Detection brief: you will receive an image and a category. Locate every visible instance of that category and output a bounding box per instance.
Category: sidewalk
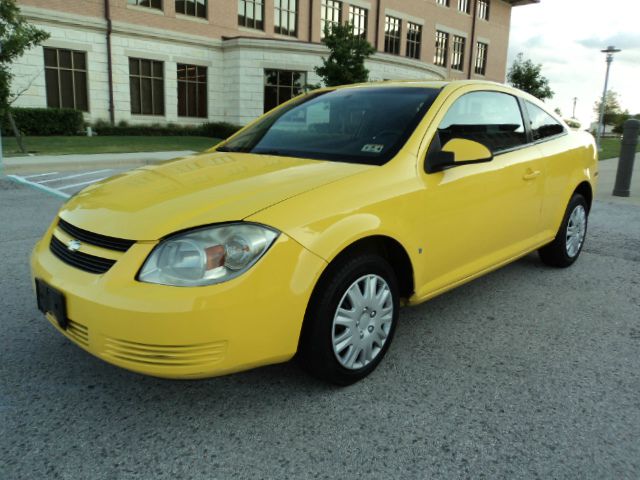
[1,150,196,174]
[596,153,640,206]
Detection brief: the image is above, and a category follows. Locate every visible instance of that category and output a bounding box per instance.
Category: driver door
[415,89,546,297]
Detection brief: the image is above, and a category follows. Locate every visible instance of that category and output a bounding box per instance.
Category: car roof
[331,79,504,91]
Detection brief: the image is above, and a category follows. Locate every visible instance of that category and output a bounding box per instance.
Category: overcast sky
[508,0,640,129]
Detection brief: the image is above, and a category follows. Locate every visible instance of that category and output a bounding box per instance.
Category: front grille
[58,218,135,252]
[103,337,227,368]
[50,236,116,274]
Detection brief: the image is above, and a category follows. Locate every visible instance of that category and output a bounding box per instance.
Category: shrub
[200,122,241,139]
[2,107,84,136]
[92,121,242,139]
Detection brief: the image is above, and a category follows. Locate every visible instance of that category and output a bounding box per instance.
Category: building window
[321,0,341,38]
[177,64,207,118]
[475,42,488,75]
[451,35,465,71]
[406,22,422,59]
[44,47,89,112]
[349,5,367,38]
[477,0,490,20]
[175,0,207,18]
[457,0,470,13]
[434,30,449,67]
[128,0,162,9]
[238,0,264,29]
[129,58,164,116]
[264,69,306,113]
[384,16,401,55]
[274,0,297,36]
[436,0,449,6]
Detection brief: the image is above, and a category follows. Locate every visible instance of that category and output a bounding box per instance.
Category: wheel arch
[321,235,415,300]
[297,234,414,355]
[574,181,593,211]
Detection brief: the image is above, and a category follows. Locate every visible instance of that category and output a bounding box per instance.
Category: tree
[593,90,624,127]
[0,0,49,117]
[314,22,375,87]
[507,53,554,101]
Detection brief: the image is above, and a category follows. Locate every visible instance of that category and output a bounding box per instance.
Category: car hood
[59,151,372,240]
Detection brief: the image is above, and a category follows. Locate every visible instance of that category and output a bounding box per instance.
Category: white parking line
[58,177,108,190]
[22,172,59,179]
[37,169,112,184]
[6,175,71,199]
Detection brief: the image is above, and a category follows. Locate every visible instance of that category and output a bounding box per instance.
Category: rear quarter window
[525,101,566,141]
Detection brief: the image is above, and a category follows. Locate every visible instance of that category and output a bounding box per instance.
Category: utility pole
[596,46,621,149]
[572,97,577,119]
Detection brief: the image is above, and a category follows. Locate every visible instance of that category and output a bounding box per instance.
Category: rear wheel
[538,193,588,268]
[299,254,399,385]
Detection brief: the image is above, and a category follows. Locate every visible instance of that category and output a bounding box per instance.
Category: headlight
[138,223,279,286]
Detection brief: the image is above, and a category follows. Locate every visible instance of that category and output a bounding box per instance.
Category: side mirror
[425,138,493,173]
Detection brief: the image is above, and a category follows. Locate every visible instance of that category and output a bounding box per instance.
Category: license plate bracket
[36,279,68,330]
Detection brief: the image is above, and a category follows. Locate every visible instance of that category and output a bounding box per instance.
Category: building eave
[507,0,540,6]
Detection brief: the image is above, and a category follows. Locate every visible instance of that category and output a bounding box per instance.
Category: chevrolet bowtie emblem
[67,239,82,252]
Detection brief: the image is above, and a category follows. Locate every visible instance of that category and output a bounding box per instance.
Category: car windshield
[217,87,441,165]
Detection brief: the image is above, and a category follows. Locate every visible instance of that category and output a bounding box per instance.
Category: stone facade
[10,0,537,125]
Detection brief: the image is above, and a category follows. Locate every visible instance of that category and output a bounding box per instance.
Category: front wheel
[298,254,399,385]
[538,193,589,268]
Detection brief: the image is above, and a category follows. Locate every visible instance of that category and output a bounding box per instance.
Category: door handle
[523,169,541,181]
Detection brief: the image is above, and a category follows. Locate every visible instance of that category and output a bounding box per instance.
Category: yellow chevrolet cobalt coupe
[32,81,597,384]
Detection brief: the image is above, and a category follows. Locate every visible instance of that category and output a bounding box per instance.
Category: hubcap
[332,274,394,370]
[566,205,587,258]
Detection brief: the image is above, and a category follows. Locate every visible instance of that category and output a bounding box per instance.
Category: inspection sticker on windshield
[361,144,384,153]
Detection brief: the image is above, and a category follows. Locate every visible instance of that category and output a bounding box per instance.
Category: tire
[538,193,589,268]
[298,253,400,385]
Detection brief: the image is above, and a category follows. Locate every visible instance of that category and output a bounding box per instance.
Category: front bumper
[31,222,326,379]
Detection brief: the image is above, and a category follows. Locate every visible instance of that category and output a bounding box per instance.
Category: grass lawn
[599,137,640,160]
[1,135,220,157]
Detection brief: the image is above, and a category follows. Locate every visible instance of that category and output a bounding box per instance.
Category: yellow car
[31,80,598,384]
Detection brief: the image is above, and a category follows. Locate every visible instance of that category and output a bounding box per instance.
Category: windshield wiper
[216,145,248,152]
[252,149,290,157]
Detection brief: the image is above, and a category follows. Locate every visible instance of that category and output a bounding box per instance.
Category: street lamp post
[596,46,621,149]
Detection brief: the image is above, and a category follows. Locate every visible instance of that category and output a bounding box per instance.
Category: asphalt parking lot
[1,171,639,479]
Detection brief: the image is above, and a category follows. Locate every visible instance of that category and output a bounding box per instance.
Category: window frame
[128,0,163,10]
[436,0,450,6]
[425,89,570,172]
[274,0,297,36]
[44,47,90,112]
[428,90,528,163]
[406,22,422,60]
[474,41,488,75]
[129,57,165,116]
[477,0,490,20]
[348,5,368,39]
[451,35,465,71]
[384,15,402,55]
[434,30,449,67]
[457,0,470,14]
[263,68,307,113]
[175,0,207,18]
[238,0,264,29]
[521,98,568,145]
[177,63,207,118]
[320,0,342,38]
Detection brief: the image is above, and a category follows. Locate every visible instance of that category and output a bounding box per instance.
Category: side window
[438,91,526,153]
[525,101,565,141]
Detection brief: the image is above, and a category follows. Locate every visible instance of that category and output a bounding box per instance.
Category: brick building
[10,0,538,126]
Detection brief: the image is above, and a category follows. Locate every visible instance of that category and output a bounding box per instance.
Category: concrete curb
[1,150,197,174]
